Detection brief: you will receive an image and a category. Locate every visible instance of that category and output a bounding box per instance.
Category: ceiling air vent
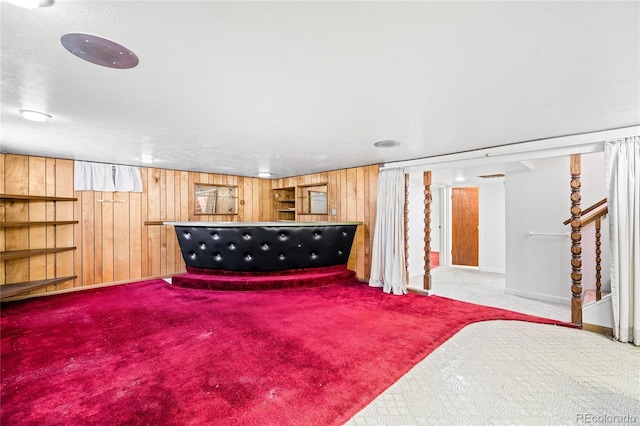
[478,173,505,179]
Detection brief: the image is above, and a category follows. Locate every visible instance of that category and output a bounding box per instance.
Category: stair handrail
[563,197,607,225]
[563,197,608,312]
[581,205,608,227]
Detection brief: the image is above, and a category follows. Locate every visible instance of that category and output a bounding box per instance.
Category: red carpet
[1,278,571,425]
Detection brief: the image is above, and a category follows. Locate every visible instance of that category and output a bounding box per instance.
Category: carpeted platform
[173,264,356,291]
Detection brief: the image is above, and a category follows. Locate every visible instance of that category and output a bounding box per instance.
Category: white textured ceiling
[1,1,638,179]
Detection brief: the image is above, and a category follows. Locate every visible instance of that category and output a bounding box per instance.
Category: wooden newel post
[404,173,409,283]
[595,217,602,301]
[570,154,582,326]
[423,171,432,291]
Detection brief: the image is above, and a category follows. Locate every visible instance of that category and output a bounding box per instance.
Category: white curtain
[114,165,143,192]
[74,161,142,192]
[604,136,639,345]
[369,167,408,295]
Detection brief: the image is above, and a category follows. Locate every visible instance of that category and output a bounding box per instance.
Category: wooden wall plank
[81,191,95,286]
[159,169,168,275]
[0,154,4,284]
[28,157,47,293]
[365,165,379,279]
[141,168,149,278]
[54,159,75,291]
[355,166,365,277]
[4,155,29,285]
[113,192,130,282]
[240,177,250,220]
[147,168,162,276]
[345,168,358,271]
[0,153,4,194]
[165,171,176,273]
[129,191,143,280]
[178,171,189,273]
[49,159,60,287]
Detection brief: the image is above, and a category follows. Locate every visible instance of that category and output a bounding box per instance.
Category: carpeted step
[172,265,357,291]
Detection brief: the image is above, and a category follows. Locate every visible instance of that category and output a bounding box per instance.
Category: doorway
[451,187,479,267]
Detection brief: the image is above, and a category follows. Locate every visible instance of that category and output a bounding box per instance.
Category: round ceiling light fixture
[373,140,402,148]
[19,109,52,122]
[60,33,139,69]
[257,171,272,178]
[6,0,41,9]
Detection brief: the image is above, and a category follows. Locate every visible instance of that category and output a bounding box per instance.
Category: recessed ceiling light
[19,110,52,122]
[6,0,42,9]
[454,176,466,182]
[374,140,401,148]
[140,157,154,164]
[60,33,139,69]
[258,172,272,178]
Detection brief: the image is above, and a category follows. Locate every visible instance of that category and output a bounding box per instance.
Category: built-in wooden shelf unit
[1,194,78,299]
[273,187,296,222]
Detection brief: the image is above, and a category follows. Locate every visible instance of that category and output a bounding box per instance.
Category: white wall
[504,152,608,303]
[479,179,506,273]
[505,156,570,303]
[579,152,610,293]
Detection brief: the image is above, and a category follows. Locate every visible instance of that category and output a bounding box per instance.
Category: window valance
[74,161,143,192]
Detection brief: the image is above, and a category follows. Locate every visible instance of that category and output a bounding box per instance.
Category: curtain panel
[604,136,639,345]
[74,161,143,192]
[369,167,408,295]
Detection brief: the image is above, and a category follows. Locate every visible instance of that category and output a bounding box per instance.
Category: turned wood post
[404,172,409,283]
[595,217,602,301]
[570,154,582,326]
[423,171,432,291]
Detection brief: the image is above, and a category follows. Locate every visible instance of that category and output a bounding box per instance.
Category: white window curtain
[604,136,639,345]
[114,165,143,192]
[369,167,408,295]
[74,161,142,192]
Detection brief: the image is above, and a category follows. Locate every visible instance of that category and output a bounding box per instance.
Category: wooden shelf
[0,247,76,261]
[0,221,78,229]
[0,276,77,299]
[274,187,296,222]
[1,194,77,202]
[1,195,78,298]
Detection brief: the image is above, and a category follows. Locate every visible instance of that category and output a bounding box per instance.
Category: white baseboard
[479,267,506,274]
[407,285,433,296]
[504,287,570,305]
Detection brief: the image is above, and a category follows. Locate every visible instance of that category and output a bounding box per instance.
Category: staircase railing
[563,190,608,325]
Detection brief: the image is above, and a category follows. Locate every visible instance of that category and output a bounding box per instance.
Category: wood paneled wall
[75,168,271,288]
[271,164,379,280]
[0,155,75,293]
[1,153,378,298]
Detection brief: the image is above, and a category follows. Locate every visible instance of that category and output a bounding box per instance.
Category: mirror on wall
[194,184,238,215]
[297,184,328,215]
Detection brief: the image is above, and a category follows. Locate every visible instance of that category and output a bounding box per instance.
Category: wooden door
[451,187,478,266]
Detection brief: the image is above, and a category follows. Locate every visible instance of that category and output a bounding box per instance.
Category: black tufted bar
[165,221,360,272]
